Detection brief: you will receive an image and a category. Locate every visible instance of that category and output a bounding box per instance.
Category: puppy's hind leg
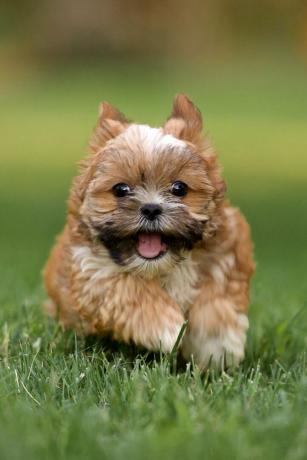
[44,298,58,317]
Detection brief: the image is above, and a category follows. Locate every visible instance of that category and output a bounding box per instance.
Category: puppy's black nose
[141,203,162,221]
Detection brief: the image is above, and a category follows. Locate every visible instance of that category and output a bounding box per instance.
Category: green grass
[1,57,307,460]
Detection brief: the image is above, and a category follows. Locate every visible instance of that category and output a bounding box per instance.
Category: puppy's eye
[112,183,131,197]
[171,181,188,197]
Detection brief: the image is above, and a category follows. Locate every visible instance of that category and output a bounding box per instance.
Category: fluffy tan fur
[44,94,255,369]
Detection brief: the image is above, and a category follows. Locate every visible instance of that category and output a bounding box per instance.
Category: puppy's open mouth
[136,232,168,260]
[97,223,203,266]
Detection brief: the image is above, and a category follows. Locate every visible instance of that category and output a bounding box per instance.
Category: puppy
[44,94,255,369]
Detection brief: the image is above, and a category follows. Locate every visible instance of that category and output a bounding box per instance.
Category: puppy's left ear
[164,94,203,144]
[89,101,130,153]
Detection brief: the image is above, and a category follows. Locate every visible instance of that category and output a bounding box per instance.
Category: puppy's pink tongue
[137,233,166,259]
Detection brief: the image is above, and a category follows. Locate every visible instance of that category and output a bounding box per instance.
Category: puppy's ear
[164,94,203,143]
[89,101,130,153]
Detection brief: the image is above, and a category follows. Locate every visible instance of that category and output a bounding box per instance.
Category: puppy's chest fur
[160,255,199,312]
[72,245,200,312]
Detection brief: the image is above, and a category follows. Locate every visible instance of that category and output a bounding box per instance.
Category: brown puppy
[44,94,255,369]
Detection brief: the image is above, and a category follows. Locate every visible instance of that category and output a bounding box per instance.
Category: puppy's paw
[152,305,186,352]
[158,323,184,353]
[128,307,185,353]
[182,313,248,370]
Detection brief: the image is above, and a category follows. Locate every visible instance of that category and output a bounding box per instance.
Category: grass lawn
[0,56,307,459]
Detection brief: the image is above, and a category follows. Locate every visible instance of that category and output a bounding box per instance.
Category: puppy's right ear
[89,101,130,153]
[164,94,203,144]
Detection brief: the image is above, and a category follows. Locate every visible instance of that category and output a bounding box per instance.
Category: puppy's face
[78,96,224,277]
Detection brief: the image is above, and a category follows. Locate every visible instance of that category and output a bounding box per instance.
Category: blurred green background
[1,0,306,296]
[1,2,307,459]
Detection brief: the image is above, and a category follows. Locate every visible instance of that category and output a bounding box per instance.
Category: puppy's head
[72,95,226,277]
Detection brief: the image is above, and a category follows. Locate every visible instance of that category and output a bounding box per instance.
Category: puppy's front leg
[109,275,185,352]
[95,274,185,352]
[181,277,250,370]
